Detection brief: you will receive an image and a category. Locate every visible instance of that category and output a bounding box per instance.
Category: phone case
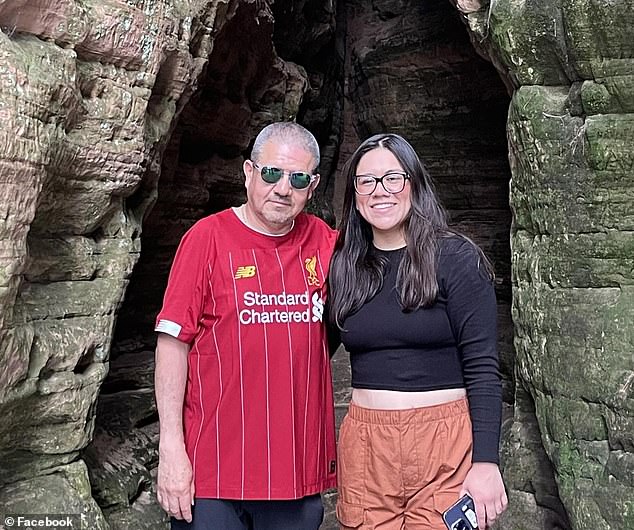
[441,494,479,530]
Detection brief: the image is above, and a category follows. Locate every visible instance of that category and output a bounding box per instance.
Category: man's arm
[155,333,194,522]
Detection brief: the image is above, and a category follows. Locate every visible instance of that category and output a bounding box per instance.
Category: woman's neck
[372,232,406,251]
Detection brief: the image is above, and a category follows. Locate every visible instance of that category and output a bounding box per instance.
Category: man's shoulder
[295,213,337,250]
[297,212,337,236]
[186,209,234,236]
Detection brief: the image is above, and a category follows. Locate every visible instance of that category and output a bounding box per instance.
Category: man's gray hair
[251,122,320,172]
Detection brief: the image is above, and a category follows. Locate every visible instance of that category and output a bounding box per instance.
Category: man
[154,122,337,530]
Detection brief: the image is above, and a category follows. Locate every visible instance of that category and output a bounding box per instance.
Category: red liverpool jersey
[155,208,337,500]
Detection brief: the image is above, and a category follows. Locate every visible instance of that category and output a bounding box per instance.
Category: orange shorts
[336,398,472,530]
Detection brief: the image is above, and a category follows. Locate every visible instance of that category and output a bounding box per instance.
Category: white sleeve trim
[155,319,182,338]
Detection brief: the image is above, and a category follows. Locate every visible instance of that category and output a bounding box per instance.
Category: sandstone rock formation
[453,1,634,529]
[0,0,632,529]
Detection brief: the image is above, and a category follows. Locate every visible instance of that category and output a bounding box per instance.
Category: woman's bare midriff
[352,387,467,409]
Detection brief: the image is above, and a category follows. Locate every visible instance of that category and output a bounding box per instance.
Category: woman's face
[354,147,412,249]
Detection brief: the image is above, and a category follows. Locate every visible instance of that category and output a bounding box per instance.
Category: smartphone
[442,494,479,530]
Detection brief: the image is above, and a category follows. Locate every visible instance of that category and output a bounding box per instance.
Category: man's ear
[307,173,320,200]
[243,159,254,189]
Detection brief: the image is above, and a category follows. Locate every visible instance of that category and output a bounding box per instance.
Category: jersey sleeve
[155,221,212,344]
[441,239,502,464]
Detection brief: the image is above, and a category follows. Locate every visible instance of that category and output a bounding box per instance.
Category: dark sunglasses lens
[290,172,312,189]
[260,166,283,183]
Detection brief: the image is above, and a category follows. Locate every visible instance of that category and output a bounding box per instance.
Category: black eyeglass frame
[252,162,317,190]
[353,171,410,196]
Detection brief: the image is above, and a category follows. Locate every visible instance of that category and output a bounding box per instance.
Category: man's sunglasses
[252,162,316,190]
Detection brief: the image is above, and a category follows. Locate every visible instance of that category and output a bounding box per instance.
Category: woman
[328,134,507,529]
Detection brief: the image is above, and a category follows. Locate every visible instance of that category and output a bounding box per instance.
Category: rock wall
[454,1,634,529]
[0,0,204,523]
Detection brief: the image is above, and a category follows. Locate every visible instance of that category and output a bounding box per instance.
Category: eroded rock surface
[455,1,634,528]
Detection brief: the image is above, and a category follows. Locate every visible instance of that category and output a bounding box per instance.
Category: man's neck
[234,204,295,236]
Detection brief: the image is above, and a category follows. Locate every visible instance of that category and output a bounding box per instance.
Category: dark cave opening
[91,0,516,524]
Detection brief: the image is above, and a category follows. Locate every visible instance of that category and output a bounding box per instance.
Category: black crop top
[341,237,502,463]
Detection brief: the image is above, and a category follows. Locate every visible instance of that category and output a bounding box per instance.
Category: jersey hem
[192,477,337,500]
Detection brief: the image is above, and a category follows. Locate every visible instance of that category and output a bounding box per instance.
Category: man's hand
[157,442,195,522]
[460,462,507,528]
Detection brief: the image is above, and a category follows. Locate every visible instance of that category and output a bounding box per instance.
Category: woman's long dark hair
[328,133,493,329]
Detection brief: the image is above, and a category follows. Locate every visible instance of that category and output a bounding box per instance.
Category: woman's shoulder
[437,234,491,280]
[437,234,475,257]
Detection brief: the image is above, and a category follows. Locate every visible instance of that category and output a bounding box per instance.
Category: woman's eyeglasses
[253,163,316,190]
[354,171,410,195]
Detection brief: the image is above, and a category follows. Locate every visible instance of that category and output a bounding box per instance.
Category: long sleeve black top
[340,237,502,463]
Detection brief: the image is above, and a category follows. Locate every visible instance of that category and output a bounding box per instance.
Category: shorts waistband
[347,397,469,425]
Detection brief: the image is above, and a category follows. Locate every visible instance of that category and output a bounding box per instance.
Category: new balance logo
[235,265,256,279]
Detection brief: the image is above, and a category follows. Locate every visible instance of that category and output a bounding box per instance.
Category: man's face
[243,140,319,234]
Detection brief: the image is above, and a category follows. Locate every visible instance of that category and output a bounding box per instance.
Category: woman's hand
[460,462,507,528]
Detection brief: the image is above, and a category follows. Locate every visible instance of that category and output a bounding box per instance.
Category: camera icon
[463,506,478,528]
